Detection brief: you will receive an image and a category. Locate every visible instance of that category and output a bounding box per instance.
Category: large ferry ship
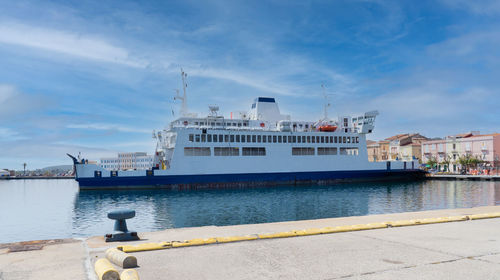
[70,71,424,189]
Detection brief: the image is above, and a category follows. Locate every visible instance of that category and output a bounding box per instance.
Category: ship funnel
[248,97,290,123]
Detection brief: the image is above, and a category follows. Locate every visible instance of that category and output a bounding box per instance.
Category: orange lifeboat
[319,125,337,132]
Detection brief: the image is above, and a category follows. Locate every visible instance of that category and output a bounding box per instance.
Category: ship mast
[174,68,189,117]
[322,84,331,121]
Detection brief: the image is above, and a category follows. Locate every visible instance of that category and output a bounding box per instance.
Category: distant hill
[41,165,73,172]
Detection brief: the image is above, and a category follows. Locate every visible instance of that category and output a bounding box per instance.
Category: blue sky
[1,0,500,169]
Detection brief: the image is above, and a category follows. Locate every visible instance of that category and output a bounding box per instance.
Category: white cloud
[440,0,500,15]
[0,22,147,68]
[427,30,500,59]
[189,67,302,97]
[0,127,27,141]
[0,84,49,119]
[67,123,152,134]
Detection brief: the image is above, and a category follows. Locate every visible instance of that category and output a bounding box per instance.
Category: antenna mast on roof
[174,68,188,117]
[322,84,331,121]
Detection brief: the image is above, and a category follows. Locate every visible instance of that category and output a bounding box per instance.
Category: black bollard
[105,209,140,242]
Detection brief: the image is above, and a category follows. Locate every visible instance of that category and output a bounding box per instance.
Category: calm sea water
[0,179,499,243]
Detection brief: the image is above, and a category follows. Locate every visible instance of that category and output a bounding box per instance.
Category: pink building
[422,132,500,173]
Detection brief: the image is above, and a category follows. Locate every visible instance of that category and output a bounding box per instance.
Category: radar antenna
[208,105,219,117]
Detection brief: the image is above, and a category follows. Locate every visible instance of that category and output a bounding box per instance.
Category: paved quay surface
[1,205,500,280]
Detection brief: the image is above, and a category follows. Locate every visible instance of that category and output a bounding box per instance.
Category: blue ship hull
[77,169,426,190]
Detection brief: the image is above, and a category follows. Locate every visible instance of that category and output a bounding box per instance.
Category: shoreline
[0,176,74,180]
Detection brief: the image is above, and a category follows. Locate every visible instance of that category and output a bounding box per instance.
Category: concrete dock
[2,206,500,280]
[429,174,500,181]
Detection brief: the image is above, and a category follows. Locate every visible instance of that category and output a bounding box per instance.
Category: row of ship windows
[184,147,359,156]
[100,164,151,168]
[192,121,317,130]
[102,159,152,163]
[188,134,360,144]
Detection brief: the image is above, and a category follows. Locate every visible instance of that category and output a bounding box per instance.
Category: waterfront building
[367,140,379,162]
[399,143,423,162]
[368,134,426,162]
[421,132,500,173]
[100,152,153,171]
[386,133,428,161]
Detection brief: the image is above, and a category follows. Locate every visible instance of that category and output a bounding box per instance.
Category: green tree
[457,155,470,173]
[426,156,438,170]
[441,155,451,172]
[457,154,483,174]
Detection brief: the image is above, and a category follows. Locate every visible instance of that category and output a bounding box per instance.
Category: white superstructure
[150,96,383,176]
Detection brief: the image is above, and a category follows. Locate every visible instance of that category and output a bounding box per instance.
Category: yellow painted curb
[94,258,120,280]
[172,238,217,248]
[388,219,418,227]
[215,235,258,243]
[388,216,468,227]
[258,231,297,239]
[118,241,171,253]
[293,228,322,236]
[116,212,500,253]
[121,269,140,280]
[468,212,500,220]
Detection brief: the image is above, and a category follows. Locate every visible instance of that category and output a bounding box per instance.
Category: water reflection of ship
[71,181,500,237]
[73,185,373,231]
